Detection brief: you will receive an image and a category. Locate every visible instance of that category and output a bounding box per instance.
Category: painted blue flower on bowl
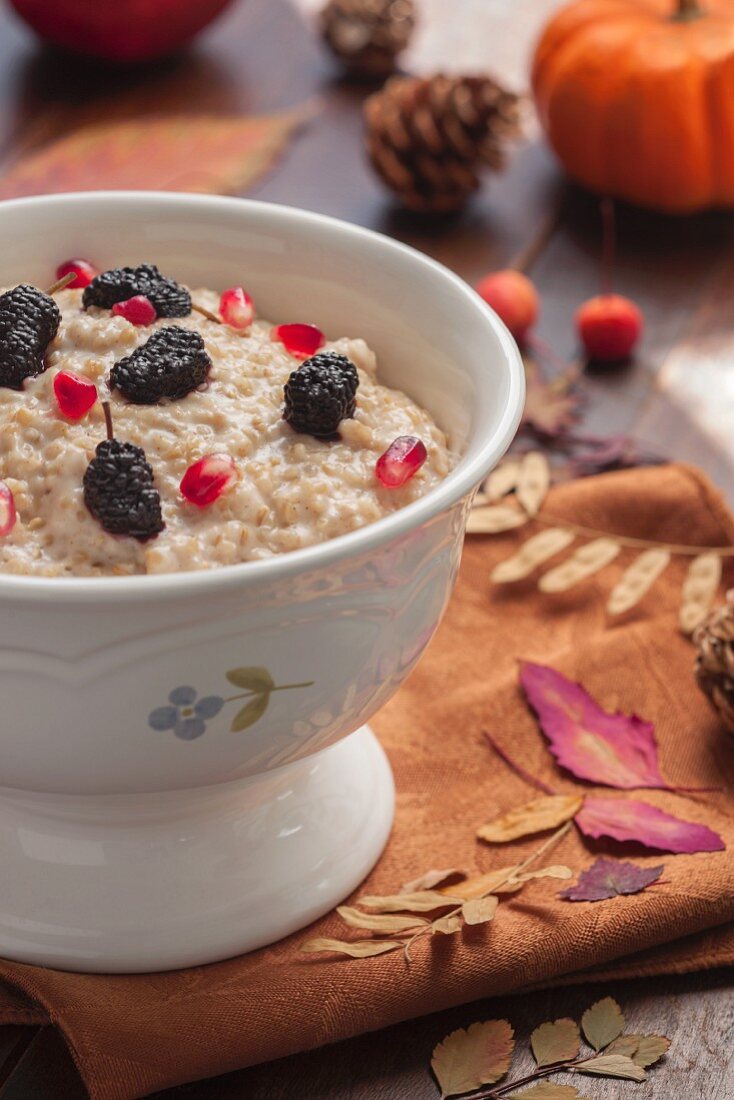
[148,686,225,741]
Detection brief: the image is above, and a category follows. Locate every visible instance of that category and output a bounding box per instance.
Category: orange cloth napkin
[0,463,732,1100]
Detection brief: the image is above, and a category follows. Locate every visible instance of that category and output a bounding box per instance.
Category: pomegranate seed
[0,481,16,537]
[180,453,237,507]
[219,286,255,329]
[55,258,98,289]
[111,295,157,326]
[272,323,325,360]
[53,370,98,420]
[376,436,427,488]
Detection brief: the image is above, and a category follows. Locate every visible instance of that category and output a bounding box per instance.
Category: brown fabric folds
[0,463,732,1099]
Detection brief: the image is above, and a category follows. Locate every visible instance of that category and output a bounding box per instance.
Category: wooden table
[0,0,731,1095]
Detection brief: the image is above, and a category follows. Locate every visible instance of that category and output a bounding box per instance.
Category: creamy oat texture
[0,287,455,576]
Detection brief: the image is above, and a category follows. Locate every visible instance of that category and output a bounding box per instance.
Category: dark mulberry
[110,327,211,405]
[83,263,191,318]
[0,285,61,390]
[283,351,359,437]
[84,438,165,541]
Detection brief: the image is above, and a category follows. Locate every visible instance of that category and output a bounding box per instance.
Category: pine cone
[694,590,734,733]
[364,74,521,213]
[320,0,415,79]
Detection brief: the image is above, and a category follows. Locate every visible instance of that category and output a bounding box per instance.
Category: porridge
[0,262,455,577]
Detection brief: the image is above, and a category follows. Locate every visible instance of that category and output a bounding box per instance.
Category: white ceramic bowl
[0,193,523,972]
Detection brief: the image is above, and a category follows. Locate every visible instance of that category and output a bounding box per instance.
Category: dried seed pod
[516,450,550,516]
[483,458,520,502]
[607,548,670,615]
[491,527,575,583]
[694,589,734,733]
[539,537,621,593]
[461,895,498,926]
[680,552,722,635]
[466,504,528,534]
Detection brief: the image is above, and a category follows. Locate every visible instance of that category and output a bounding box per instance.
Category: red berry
[476,269,539,343]
[376,436,427,488]
[53,370,98,420]
[0,481,16,537]
[576,294,643,362]
[55,258,98,289]
[272,323,325,360]
[180,453,237,507]
[219,286,254,329]
[111,295,157,326]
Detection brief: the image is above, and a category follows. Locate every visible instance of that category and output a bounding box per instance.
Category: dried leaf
[575,1054,646,1081]
[491,528,575,583]
[431,1020,514,1098]
[226,666,275,691]
[440,868,522,900]
[517,451,550,517]
[604,1035,639,1058]
[581,997,625,1050]
[432,913,463,935]
[538,538,621,593]
[512,864,573,883]
[336,906,427,933]
[507,1086,584,1100]
[530,1018,580,1066]
[461,895,499,926]
[561,858,664,902]
[575,796,726,854]
[400,869,466,893]
[680,552,722,634]
[477,795,583,843]
[519,662,668,789]
[0,110,311,199]
[230,691,270,732]
[607,549,670,615]
[467,505,529,535]
[522,356,582,439]
[358,891,461,913]
[484,459,521,502]
[300,937,403,958]
[606,1034,670,1067]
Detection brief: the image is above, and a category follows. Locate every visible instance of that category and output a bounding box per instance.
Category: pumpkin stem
[675,0,703,20]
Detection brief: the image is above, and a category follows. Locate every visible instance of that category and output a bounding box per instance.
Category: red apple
[9,0,236,63]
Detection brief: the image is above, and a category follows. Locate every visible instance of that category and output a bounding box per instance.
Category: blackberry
[110,327,211,405]
[0,285,61,390]
[84,438,165,541]
[83,263,191,318]
[283,352,359,437]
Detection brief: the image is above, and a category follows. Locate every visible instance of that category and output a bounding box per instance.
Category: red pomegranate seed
[272,323,325,360]
[219,286,255,329]
[376,436,427,488]
[55,258,98,289]
[180,453,237,507]
[53,370,98,420]
[0,480,16,537]
[111,295,157,326]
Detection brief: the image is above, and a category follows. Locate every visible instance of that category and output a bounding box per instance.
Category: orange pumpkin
[532,0,734,212]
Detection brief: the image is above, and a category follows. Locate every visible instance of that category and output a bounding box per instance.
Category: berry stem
[600,197,615,296]
[192,302,223,324]
[508,198,564,274]
[102,401,114,441]
[46,272,77,295]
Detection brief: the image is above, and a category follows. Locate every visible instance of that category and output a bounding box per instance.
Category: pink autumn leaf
[520,662,668,790]
[575,797,726,854]
[561,857,664,902]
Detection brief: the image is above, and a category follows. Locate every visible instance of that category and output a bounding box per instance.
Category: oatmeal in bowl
[0,262,455,577]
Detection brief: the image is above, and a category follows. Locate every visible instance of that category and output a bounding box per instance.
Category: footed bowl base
[0,725,395,973]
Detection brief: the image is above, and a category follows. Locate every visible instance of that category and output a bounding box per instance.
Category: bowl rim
[0,191,524,603]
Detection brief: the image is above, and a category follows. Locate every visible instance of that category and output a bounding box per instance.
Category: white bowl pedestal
[0,726,394,973]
